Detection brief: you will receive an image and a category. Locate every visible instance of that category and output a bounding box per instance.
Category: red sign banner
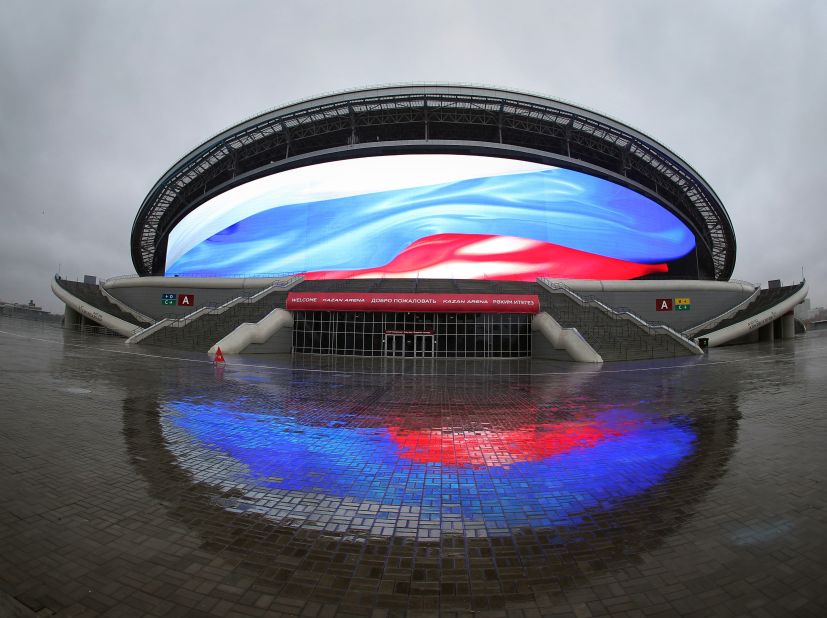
[286,292,540,314]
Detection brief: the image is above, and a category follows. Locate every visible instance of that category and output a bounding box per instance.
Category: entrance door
[414,334,435,357]
[385,334,405,357]
[385,333,434,357]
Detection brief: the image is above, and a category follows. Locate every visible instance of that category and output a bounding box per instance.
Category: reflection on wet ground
[160,376,696,539]
[1,317,826,616]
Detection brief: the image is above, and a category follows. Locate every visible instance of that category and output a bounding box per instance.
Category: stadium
[52,84,808,362]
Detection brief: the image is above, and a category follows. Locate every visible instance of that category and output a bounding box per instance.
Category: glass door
[385,334,406,357]
[414,334,435,357]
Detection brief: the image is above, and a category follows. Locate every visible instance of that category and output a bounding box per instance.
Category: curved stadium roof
[131,84,735,279]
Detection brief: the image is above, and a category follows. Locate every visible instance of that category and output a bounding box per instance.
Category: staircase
[131,280,299,351]
[692,282,805,338]
[55,278,152,328]
[536,280,701,361]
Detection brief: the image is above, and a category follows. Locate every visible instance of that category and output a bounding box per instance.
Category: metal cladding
[131,84,736,279]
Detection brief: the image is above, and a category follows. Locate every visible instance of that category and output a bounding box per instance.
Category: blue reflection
[163,400,695,533]
[166,167,695,277]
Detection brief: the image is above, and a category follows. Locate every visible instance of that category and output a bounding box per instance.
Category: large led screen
[165,154,696,280]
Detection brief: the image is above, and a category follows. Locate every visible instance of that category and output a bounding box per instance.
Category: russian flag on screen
[165,155,695,280]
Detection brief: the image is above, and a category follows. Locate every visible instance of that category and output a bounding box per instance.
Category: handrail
[684,284,761,337]
[728,278,759,288]
[125,276,302,344]
[65,322,121,337]
[125,318,172,344]
[162,271,302,279]
[701,280,809,347]
[53,275,144,338]
[164,275,302,326]
[102,274,142,283]
[97,282,155,325]
[537,278,703,355]
[104,271,304,282]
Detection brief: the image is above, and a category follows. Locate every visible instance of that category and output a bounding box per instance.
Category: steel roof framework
[131,86,735,279]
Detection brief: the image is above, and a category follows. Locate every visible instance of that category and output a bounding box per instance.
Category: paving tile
[1,319,827,615]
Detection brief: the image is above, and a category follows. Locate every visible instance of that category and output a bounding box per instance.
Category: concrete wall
[51,277,138,336]
[105,285,248,320]
[104,276,755,335]
[587,288,753,331]
[545,280,756,332]
[103,277,294,321]
[64,304,82,329]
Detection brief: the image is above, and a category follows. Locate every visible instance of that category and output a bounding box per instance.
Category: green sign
[674,296,691,311]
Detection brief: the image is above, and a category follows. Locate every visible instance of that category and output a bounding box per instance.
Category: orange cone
[214,347,225,364]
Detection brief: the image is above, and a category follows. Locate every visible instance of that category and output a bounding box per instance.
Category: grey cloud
[1,0,825,313]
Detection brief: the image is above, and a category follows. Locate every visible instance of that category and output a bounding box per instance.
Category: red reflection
[304,233,668,281]
[387,421,625,467]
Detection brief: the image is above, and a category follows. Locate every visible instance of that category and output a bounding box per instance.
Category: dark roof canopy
[131,84,735,279]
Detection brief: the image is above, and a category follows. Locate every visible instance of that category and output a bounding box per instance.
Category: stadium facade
[53,85,808,362]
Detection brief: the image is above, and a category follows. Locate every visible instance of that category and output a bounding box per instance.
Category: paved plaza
[0,317,825,616]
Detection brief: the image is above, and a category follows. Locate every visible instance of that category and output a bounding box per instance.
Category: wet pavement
[1,316,826,617]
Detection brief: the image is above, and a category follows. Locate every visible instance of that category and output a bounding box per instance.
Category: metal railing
[127,277,301,344]
[102,272,305,282]
[63,322,121,337]
[537,279,702,354]
[161,271,302,280]
[97,283,155,325]
[689,279,806,338]
[684,285,761,337]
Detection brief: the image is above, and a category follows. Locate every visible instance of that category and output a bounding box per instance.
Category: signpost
[162,293,196,306]
[656,297,691,312]
[675,297,692,311]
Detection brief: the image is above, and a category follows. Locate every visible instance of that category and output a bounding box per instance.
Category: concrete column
[63,304,81,330]
[758,322,774,342]
[781,312,795,339]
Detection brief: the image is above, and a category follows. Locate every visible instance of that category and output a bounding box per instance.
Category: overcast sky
[1,0,825,313]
